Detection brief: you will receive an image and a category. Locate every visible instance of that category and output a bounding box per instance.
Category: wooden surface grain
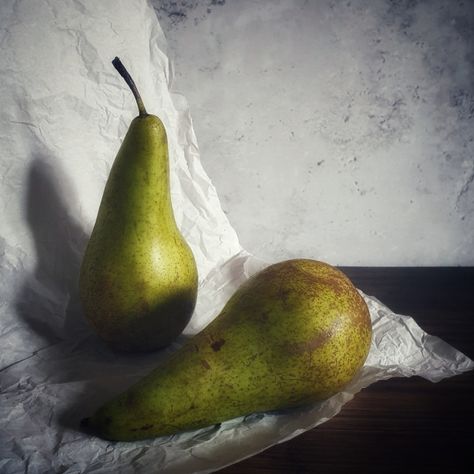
[220,267,474,474]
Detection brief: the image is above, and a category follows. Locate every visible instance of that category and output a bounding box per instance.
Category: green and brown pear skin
[79,58,198,352]
[83,259,372,440]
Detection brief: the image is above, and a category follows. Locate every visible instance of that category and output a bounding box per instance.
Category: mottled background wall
[153,0,474,265]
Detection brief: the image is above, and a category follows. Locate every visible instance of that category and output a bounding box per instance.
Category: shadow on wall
[15,155,92,347]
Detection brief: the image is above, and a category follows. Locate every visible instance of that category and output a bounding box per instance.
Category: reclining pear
[82,259,372,440]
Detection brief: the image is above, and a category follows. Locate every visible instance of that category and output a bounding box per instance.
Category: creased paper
[0,1,472,473]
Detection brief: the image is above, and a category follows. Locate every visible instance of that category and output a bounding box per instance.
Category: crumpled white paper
[0,1,472,473]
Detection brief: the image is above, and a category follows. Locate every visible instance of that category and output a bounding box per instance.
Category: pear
[79,58,198,352]
[82,259,372,440]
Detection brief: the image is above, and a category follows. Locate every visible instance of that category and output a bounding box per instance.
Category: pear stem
[112,57,148,117]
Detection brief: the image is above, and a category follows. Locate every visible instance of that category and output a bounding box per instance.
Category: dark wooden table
[221,268,474,474]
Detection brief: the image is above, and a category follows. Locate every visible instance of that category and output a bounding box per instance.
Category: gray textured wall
[154,0,474,265]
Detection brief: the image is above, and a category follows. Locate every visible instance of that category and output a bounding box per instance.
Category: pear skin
[79,58,198,352]
[83,259,372,440]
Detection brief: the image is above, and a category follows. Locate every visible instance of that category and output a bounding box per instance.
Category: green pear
[79,58,198,352]
[82,259,372,440]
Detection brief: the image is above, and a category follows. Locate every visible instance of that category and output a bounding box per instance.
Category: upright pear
[79,58,198,352]
[82,259,372,440]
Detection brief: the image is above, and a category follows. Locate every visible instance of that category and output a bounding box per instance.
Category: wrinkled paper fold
[0,1,472,473]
